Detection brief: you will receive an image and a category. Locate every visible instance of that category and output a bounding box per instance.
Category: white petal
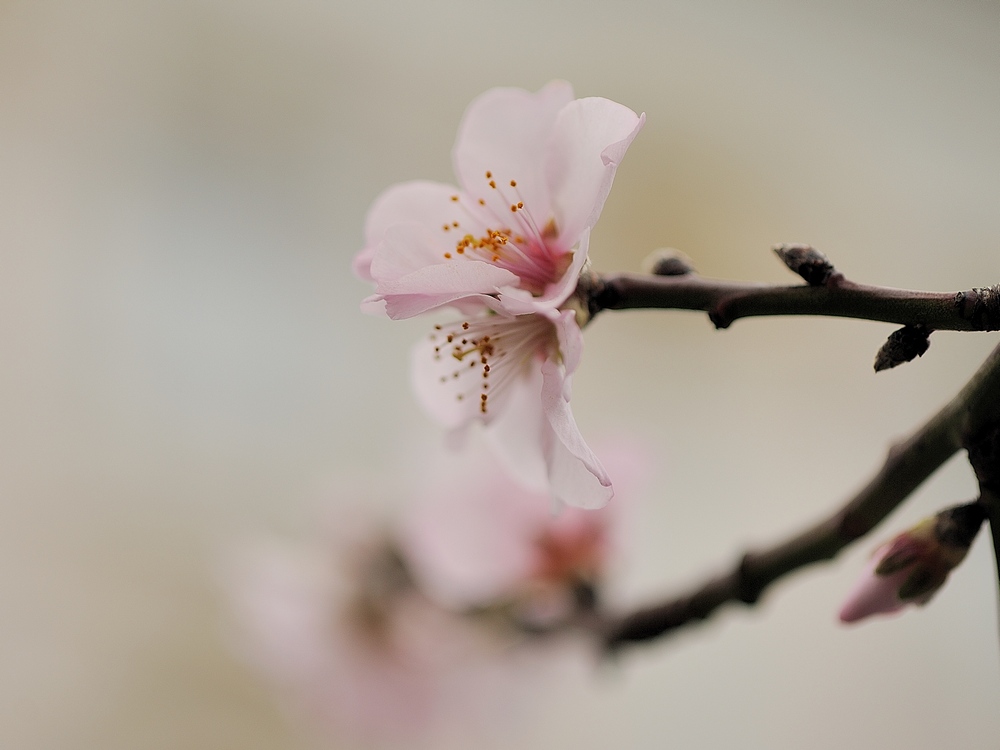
[372,223,520,319]
[356,181,466,281]
[364,181,465,248]
[352,244,377,282]
[484,356,613,509]
[401,443,549,609]
[539,360,613,509]
[545,98,645,247]
[411,315,555,429]
[452,82,574,232]
[359,293,387,316]
[551,307,584,377]
[484,364,549,494]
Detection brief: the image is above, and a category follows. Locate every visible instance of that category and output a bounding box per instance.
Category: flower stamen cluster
[427,316,555,417]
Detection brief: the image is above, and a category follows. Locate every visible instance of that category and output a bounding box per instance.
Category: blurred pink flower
[401,439,646,623]
[356,82,644,509]
[222,526,544,749]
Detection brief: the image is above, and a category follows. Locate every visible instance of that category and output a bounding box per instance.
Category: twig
[582,268,1000,332]
[966,424,1000,647]
[602,340,1000,649]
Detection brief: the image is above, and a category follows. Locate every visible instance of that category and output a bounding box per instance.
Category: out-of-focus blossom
[355,82,644,509]
[838,503,985,624]
[222,522,549,749]
[401,439,646,627]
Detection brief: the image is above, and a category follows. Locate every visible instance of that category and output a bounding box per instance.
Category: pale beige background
[2,0,999,748]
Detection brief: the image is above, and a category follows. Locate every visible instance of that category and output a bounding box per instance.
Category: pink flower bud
[838,503,984,624]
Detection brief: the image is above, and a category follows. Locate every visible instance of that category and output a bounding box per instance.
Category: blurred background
[2,0,999,747]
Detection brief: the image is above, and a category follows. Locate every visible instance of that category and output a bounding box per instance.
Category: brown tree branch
[602,340,1000,650]
[582,262,1000,332]
[965,424,1000,643]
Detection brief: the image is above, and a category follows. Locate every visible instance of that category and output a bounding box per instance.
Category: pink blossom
[357,81,644,318]
[400,439,646,621]
[357,82,644,509]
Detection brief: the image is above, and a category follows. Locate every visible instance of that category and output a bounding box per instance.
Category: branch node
[735,553,760,604]
[966,424,1000,498]
[574,268,606,324]
[933,502,987,550]
[643,248,695,276]
[707,308,731,330]
[773,244,836,286]
[873,324,932,372]
[955,285,1000,331]
[835,507,871,543]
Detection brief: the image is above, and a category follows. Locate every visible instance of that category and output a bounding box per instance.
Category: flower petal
[545,98,645,247]
[359,293,387,316]
[539,359,613,509]
[483,364,550,494]
[372,223,519,319]
[551,308,584,376]
[838,551,910,623]
[452,81,574,231]
[358,181,466,277]
[411,315,554,428]
[401,444,546,608]
[352,244,378,282]
[480,336,607,508]
[402,436,644,610]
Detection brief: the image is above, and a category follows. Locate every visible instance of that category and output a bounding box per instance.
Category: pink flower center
[439,171,572,296]
[532,522,606,583]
